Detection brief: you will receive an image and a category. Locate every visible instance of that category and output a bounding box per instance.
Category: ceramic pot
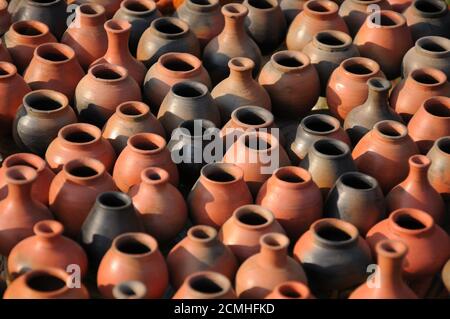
[113,281,147,299]
[280,0,307,25]
[266,281,314,299]
[0,0,10,36]
[69,0,122,18]
[13,89,77,157]
[427,137,450,204]
[173,271,237,299]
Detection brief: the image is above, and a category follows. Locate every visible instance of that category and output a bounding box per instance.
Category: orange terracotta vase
[172,271,237,299]
[266,281,315,299]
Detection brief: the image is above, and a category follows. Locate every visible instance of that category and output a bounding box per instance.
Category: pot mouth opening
[342,58,378,76]
[340,173,376,190]
[233,106,273,127]
[312,219,358,245]
[222,3,248,17]
[302,114,338,134]
[90,64,127,81]
[377,239,407,258]
[316,225,352,241]
[68,165,100,178]
[5,166,37,184]
[275,167,310,184]
[3,153,44,172]
[277,283,309,299]
[229,57,255,72]
[34,220,64,238]
[98,192,132,209]
[374,121,407,139]
[29,0,60,5]
[188,274,227,295]
[368,77,391,91]
[436,137,450,154]
[315,31,350,47]
[390,209,434,234]
[62,127,98,144]
[248,0,277,10]
[118,101,149,117]
[141,167,169,184]
[24,90,66,112]
[423,97,450,118]
[189,0,217,6]
[162,57,196,72]
[409,154,430,168]
[411,69,446,86]
[114,281,147,299]
[244,134,272,151]
[306,0,337,14]
[172,81,207,98]
[105,19,131,33]
[261,233,289,250]
[414,0,446,15]
[188,225,217,242]
[36,44,74,62]
[79,3,105,15]
[12,20,47,36]
[26,273,67,293]
[0,62,16,78]
[129,133,165,152]
[273,51,307,69]
[417,37,449,53]
[235,205,272,228]
[313,139,348,157]
[369,10,404,27]
[393,213,427,230]
[202,163,241,183]
[153,17,187,35]
[123,0,156,13]
[116,237,153,255]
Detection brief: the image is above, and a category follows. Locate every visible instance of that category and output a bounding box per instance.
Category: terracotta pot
[443,259,450,295]
[212,57,271,124]
[354,10,413,79]
[427,137,450,203]
[402,36,450,79]
[390,67,450,123]
[0,152,54,205]
[45,123,116,173]
[102,101,166,155]
[256,166,323,240]
[266,281,314,299]
[300,138,357,197]
[97,232,168,299]
[129,167,187,243]
[386,0,411,12]
[344,77,403,145]
[173,271,237,299]
[290,114,351,164]
[203,3,262,85]
[49,158,117,238]
[259,50,320,119]
[327,57,385,121]
[407,96,450,154]
[403,0,449,41]
[61,3,108,71]
[143,52,211,114]
[70,0,122,18]
[303,30,360,96]
[3,268,89,299]
[324,172,386,235]
[0,38,12,63]
[352,120,419,193]
[113,281,147,299]
[8,220,88,279]
[236,233,307,298]
[188,163,253,229]
[157,80,221,135]
[174,0,224,49]
[366,208,450,280]
[0,166,53,256]
[11,0,68,39]
[294,218,372,296]
[286,0,349,51]
[280,0,308,25]
[23,43,85,101]
[349,240,418,299]
[3,20,55,74]
[91,19,146,85]
[113,0,161,56]
[113,133,179,191]
[13,89,77,157]
[0,0,10,36]
[137,17,200,68]
[81,192,144,266]
[0,61,30,135]
[219,204,286,263]
[167,225,238,289]
[222,130,291,196]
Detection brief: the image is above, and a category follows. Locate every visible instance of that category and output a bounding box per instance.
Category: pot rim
[270,50,311,73]
[313,30,353,51]
[420,96,450,120]
[301,114,340,136]
[157,52,203,78]
[0,61,17,80]
[246,0,280,11]
[33,220,64,239]
[232,204,275,230]
[116,101,150,121]
[3,153,46,174]
[340,57,381,79]
[34,43,76,65]
[373,120,408,142]
[183,271,232,298]
[62,157,106,183]
[127,132,166,154]
[366,10,406,29]
[88,63,129,83]
[310,138,351,159]
[10,20,50,39]
[272,281,312,299]
[112,232,159,258]
[22,89,69,115]
[119,0,158,16]
[409,67,447,88]
[58,123,101,147]
[187,225,218,244]
[230,105,274,130]
[388,208,434,236]
[140,167,169,185]
[4,165,38,186]
[272,166,313,189]
[200,162,244,185]
[151,17,190,38]
[310,218,359,248]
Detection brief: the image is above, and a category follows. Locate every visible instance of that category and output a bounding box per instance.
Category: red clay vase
[45,123,116,173]
[427,137,450,204]
[49,158,117,238]
[256,166,323,240]
[219,205,286,263]
[258,50,320,119]
[7,220,88,279]
[352,120,419,193]
[97,232,169,299]
[266,281,315,299]
[236,233,307,299]
[113,281,147,299]
[113,133,179,192]
[173,271,237,299]
[0,166,53,256]
[167,225,238,289]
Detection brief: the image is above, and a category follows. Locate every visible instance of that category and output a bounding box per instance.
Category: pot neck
[258,234,289,268]
[364,78,391,111]
[377,241,407,288]
[104,20,133,59]
[404,155,431,184]
[221,4,248,39]
[74,4,106,27]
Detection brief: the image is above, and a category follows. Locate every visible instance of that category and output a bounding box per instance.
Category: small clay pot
[173,271,237,299]
[266,281,315,299]
[113,281,147,299]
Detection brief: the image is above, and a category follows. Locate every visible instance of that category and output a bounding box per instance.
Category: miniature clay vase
[0,61,30,135]
[3,20,56,73]
[0,166,53,256]
[280,0,308,25]
[443,260,450,295]
[352,120,419,193]
[211,57,271,124]
[256,166,323,240]
[7,220,88,279]
[129,167,187,243]
[294,218,373,296]
[3,268,89,299]
[344,77,403,145]
[113,0,162,55]
[324,172,386,235]
[167,225,238,289]
[427,137,450,204]
[203,3,262,85]
[303,30,360,96]
[266,281,315,299]
[143,52,211,114]
[173,271,237,299]
[402,36,450,79]
[23,43,85,101]
[61,3,108,71]
[49,158,117,238]
[258,50,320,119]
[222,130,291,196]
[0,153,54,205]
[13,89,77,157]
[113,281,147,299]
[188,163,253,229]
[286,0,349,52]
[102,101,166,155]
[349,240,418,299]
[235,233,308,299]
[407,96,450,154]
[390,67,450,123]
[354,10,413,80]
[137,17,200,68]
[97,232,168,299]
[219,205,286,263]
[45,123,116,173]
